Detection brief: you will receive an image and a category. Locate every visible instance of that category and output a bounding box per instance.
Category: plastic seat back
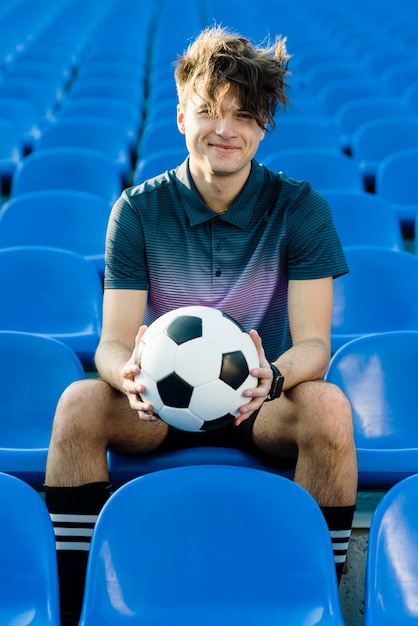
[36,116,131,182]
[80,466,344,626]
[326,331,418,489]
[257,117,340,160]
[262,147,364,191]
[0,331,84,487]
[0,190,109,276]
[59,96,140,147]
[351,117,418,187]
[11,147,122,206]
[0,245,103,366]
[322,190,403,250]
[0,472,60,624]
[133,147,188,185]
[334,97,413,153]
[375,148,418,227]
[332,246,418,353]
[365,474,418,624]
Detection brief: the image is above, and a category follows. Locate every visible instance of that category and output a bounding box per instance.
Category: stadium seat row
[1,326,418,490]
[1,463,418,624]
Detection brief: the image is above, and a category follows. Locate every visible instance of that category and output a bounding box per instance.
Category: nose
[214,114,237,137]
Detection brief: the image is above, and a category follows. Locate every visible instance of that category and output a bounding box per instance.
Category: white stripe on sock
[50,513,98,524]
[55,541,91,551]
[53,527,94,537]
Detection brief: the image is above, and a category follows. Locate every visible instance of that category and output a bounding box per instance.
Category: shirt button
[215,269,222,277]
[215,243,221,251]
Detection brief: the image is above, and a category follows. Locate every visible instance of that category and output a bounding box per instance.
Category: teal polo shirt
[105,158,348,361]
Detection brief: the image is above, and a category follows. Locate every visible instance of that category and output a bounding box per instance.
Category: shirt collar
[174,158,264,229]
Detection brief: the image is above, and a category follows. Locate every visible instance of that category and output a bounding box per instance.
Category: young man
[45,25,358,625]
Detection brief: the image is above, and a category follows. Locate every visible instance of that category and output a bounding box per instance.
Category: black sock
[45,482,111,626]
[320,504,356,584]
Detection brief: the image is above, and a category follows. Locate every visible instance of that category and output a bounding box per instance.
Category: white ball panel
[175,338,221,386]
[240,332,259,369]
[140,332,178,380]
[134,373,164,414]
[159,405,204,432]
[189,378,242,421]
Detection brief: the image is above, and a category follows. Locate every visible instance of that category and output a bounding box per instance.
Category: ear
[177,104,186,135]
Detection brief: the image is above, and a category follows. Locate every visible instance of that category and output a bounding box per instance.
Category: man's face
[177,84,265,179]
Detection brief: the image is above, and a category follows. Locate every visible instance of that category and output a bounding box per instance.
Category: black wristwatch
[265,363,284,401]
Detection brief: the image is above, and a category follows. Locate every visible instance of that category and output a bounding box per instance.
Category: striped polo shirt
[105,158,348,362]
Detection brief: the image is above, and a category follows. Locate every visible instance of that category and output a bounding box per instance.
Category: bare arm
[275,277,333,391]
[95,288,147,392]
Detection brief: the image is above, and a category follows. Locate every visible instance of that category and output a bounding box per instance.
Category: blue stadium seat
[133,147,188,185]
[334,97,414,154]
[0,97,42,153]
[364,474,418,625]
[0,76,61,121]
[108,446,294,488]
[403,81,418,115]
[0,471,60,624]
[257,117,340,161]
[0,118,23,191]
[331,246,418,354]
[69,77,144,116]
[36,116,132,183]
[0,331,84,488]
[0,190,109,277]
[0,246,103,366]
[58,97,140,150]
[138,118,186,159]
[351,117,418,190]
[11,147,123,206]
[375,148,418,227]
[80,466,344,626]
[326,331,418,489]
[317,78,382,117]
[262,147,364,192]
[380,61,418,97]
[322,189,403,250]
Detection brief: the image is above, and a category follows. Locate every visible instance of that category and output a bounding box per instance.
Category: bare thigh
[51,377,170,454]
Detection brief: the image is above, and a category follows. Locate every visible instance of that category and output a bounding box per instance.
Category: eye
[236,111,254,120]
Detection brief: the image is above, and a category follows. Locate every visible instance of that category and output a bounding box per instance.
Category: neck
[190,164,251,214]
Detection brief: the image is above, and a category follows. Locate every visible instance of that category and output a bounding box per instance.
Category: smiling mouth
[209,143,239,152]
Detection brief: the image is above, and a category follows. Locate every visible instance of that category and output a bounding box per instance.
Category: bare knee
[50,378,114,445]
[290,381,355,452]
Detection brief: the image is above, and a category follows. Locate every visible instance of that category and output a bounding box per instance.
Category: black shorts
[154,410,297,470]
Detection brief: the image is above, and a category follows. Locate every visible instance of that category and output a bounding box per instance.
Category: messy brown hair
[174,25,291,130]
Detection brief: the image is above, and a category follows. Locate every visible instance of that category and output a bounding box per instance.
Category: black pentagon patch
[165,315,203,345]
[220,351,249,389]
[200,413,235,431]
[157,372,193,408]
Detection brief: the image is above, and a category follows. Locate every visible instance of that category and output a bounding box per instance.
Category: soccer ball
[135,306,259,432]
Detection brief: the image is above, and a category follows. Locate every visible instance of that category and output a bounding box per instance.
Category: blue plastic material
[36,116,132,182]
[322,190,403,250]
[326,331,418,489]
[0,246,103,366]
[108,445,294,488]
[0,472,60,624]
[11,147,123,206]
[262,147,364,192]
[80,466,344,625]
[331,246,418,354]
[365,474,418,625]
[376,148,418,227]
[0,190,110,276]
[351,117,418,187]
[0,331,85,488]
